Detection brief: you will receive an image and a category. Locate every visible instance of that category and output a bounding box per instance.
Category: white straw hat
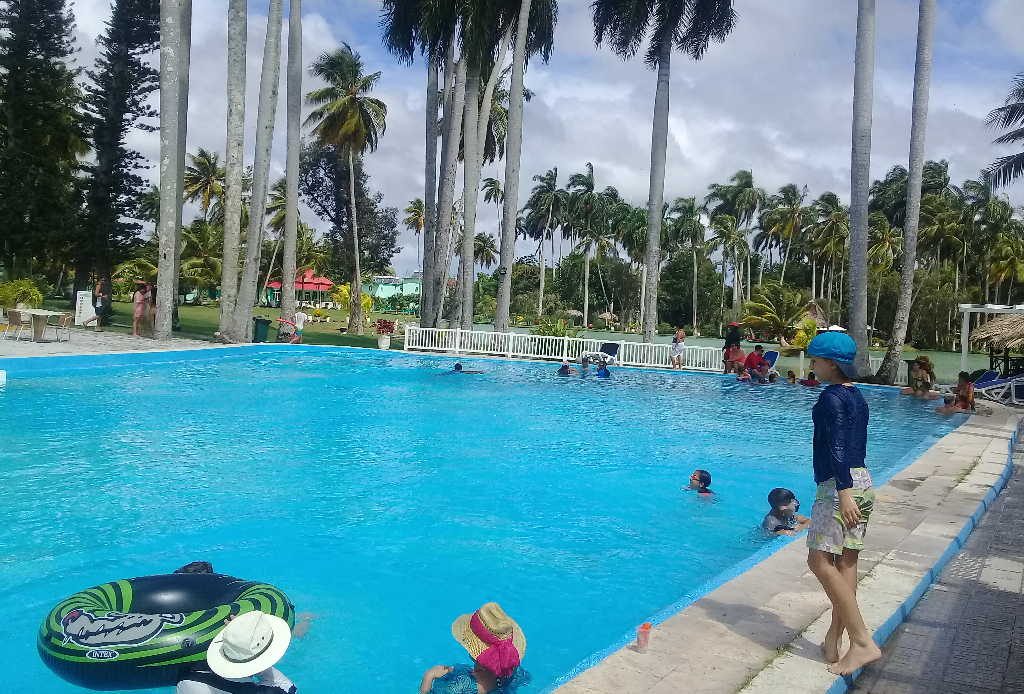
[207,610,291,680]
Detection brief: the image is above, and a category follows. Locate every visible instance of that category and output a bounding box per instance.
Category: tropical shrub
[331,284,373,316]
[790,318,819,350]
[531,318,581,337]
[0,279,43,308]
[374,319,396,335]
[742,282,808,344]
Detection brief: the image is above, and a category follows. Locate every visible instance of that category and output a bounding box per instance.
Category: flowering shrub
[375,319,396,335]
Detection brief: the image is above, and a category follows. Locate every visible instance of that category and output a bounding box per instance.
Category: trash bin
[252,317,271,343]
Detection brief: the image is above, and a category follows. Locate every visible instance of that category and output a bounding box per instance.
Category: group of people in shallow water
[901,354,976,414]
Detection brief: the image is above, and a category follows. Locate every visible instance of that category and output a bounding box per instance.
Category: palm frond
[986,152,1024,190]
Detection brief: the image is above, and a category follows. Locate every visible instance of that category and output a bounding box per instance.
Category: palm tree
[808,192,850,301]
[986,73,1024,188]
[867,211,900,342]
[181,222,223,303]
[262,178,288,298]
[403,198,425,270]
[568,162,606,326]
[706,214,743,329]
[848,0,877,377]
[481,177,504,219]
[742,282,808,344]
[525,168,566,317]
[183,148,224,222]
[474,232,498,269]
[495,0,535,333]
[593,0,738,341]
[281,0,302,322]
[878,0,935,384]
[231,0,284,340]
[155,0,192,339]
[667,197,706,330]
[760,184,808,284]
[305,44,387,334]
[219,0,247,334]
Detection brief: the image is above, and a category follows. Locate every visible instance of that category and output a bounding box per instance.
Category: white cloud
[69,0,1024,277]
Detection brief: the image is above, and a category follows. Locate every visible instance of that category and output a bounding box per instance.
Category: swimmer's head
[754,344,764,353]
[768,487,798,514]
[454,362,463,372]
[958,371,971,383]
[807,371,816,379]
[689,469,712,491]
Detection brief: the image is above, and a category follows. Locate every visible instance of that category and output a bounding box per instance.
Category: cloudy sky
[69,0,1024,276]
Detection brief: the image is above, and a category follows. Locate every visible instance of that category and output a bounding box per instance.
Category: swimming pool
[0,346,958,692]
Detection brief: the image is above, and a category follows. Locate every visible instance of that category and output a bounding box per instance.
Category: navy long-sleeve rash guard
[812,383,869,491]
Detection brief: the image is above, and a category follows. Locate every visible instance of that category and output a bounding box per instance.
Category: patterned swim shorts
[807,467,875,555]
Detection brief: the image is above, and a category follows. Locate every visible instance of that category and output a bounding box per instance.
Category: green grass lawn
[46,300,407,349]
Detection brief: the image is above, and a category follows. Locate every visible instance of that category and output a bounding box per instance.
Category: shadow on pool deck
[852,461,1024,694]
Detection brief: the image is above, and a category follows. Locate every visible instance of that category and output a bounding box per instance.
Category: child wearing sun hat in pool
[419,602,529,694]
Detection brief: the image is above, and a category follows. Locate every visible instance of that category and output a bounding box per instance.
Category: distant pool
[0,346,957,692]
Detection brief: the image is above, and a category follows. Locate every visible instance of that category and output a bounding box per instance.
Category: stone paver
[557,409,1019,694]
[853,459,1024,694]
[0,326,213,357]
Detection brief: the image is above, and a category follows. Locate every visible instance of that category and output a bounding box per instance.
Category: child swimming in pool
[804,332,881,675]
[687,469,713,496]
[419,602,529,694]
[762,488,810,536]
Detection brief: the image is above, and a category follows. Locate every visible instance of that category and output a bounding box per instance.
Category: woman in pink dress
[131,281,148,336]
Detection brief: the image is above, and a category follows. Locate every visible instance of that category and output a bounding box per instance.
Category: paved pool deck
[851,456,1024,694]
[0,327,212,357]
[556,407,1019,694]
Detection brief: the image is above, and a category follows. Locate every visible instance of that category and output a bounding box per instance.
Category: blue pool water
[1,346,958,692]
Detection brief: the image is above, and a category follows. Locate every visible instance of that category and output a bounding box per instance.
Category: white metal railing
[869,356,909,385]
[404,327,723,372]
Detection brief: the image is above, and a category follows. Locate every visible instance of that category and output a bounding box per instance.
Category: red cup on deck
[636,622,652,652]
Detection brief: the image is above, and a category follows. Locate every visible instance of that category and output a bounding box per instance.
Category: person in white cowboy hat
[176,610,296,694]
[419,602,528,694]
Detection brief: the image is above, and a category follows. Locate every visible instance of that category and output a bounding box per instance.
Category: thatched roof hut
[970,314,1024,350]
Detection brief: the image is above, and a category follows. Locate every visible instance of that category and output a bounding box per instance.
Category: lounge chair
[598,342,620,365]
[5,309,31,341]
[763,350,781,377]
[975,374,1024,405]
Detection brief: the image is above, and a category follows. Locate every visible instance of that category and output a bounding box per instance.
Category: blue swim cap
[806,332,857,377]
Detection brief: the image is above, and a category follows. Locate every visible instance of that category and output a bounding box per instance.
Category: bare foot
[827,641,881,676]
[821,625,843,664]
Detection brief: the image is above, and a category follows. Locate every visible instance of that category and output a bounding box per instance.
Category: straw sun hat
[451,602,526,679]
[207,610,291,681]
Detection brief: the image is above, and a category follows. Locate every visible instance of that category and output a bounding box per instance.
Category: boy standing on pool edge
[804,332,881,675]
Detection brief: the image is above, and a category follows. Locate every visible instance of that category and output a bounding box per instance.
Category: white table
[16,309,65,342]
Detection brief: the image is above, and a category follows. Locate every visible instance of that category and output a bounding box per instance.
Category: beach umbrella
[599,312,618,321]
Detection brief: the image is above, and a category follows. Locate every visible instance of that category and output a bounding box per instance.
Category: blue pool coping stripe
[824,418,1021,694]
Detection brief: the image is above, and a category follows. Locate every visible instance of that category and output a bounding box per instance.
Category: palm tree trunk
[420,56,441,325]
[280,0,300,321]
[639,263,647,329]
[170,0,191,333]
[719,256,727,333]
[494,0,533,333]
[430,55,466,327]
[641,38,671,343]
[811,257,817,299]
[232,0,283,340]
[459,63,482,331]
[692,249,698,330]
[781,236,793,285]
[847,0,876,376]
[871,276,881,343]
[155,0,191,339]
[878,0,934,383]
[745,253,751,302]
[551,230,557,279]
[261,235,281,298]
[583,251,591,328]
[218,0,246,335]
[347,148,365,334]
[477,27,512,156]
[538,206,552,318]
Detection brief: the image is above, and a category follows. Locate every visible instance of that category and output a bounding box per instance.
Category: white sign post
[75,291,95,326]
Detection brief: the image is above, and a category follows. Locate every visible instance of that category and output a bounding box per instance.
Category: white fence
[405,327,911,383]
[869,356,909,386]
[404,327,723,371]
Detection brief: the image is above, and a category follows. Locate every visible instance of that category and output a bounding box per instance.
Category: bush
[0,279,43,308]
[791,317,819,350]
[531,318,580,337]
[657,322,674,335]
